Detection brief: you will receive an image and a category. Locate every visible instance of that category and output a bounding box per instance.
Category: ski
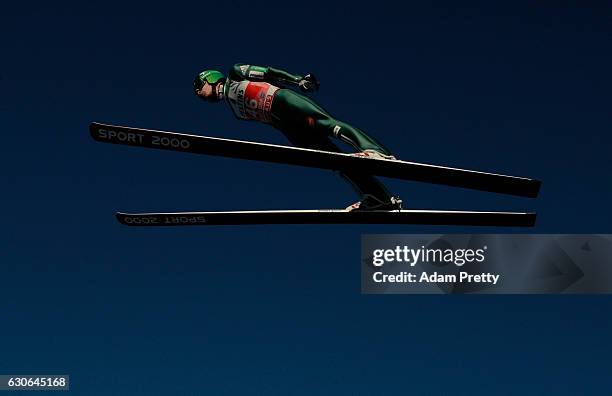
[116,210,537,227]
[90,122,541,198]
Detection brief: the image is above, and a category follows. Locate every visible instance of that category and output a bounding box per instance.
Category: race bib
[226,80,279,123]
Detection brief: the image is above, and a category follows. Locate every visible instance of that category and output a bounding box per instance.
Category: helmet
[193,70,226,102]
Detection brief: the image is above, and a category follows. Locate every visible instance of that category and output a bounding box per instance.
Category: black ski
[116,210,536,227]
[90,122,541,198]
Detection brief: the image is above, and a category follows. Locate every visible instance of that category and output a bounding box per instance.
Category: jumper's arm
[231,63,319,91]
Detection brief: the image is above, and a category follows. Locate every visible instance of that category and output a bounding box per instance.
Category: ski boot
[351,149,397,161]
[346,194,403,212]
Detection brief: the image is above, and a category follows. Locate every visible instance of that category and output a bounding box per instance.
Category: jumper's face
[196,82,214,99]
[196,82,224,102]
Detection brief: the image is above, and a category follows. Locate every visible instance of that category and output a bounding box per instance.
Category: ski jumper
[223,63,394,202]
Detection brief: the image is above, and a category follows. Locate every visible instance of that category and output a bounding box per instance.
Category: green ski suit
[223,63,395,203]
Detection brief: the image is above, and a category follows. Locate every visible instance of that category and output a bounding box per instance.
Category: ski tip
[116,212,171,227]
[89,122,103,140]
[115,212,131,226]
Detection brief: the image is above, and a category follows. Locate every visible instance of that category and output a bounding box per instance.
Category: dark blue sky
[2,1,612,394]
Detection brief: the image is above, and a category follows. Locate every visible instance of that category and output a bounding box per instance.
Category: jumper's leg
[276,126,396,202]
[270,89,401,208]
[273,90,394,155]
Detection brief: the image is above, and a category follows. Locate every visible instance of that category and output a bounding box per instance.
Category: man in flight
[193,64,402,211]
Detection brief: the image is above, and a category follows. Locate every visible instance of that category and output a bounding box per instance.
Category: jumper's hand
[298,74,320,92]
